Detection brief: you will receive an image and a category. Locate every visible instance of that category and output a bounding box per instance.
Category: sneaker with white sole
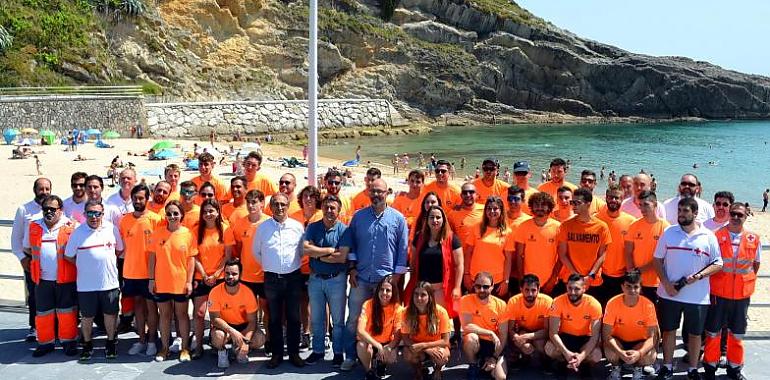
[609,365,622,380]
[169,337,182,353]
[632,366,645,380]
[340,358,356,371]
[146,342,158,356]
[128,342,147,356]
[217,349,229,368]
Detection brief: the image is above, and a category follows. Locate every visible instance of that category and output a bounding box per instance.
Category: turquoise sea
[319,121,770,205]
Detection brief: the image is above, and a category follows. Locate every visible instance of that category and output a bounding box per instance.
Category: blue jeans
[308,273,347,354]
[344,279,377,359]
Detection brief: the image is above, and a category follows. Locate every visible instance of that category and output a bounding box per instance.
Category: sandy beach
[1,136,769,327]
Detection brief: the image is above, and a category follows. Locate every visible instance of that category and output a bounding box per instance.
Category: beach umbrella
[40,130,56,145]
[152,140,175,150]
[21,127,38,134]
[154,149,178,159]
[3,128,19,145]
[103,131,120,139]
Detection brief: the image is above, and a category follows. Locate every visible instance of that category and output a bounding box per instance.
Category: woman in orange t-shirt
[465,196,512,297]
[147,201,197,362]
[191,198,234,359]
[357,276,404,378]
[402,281,452,380]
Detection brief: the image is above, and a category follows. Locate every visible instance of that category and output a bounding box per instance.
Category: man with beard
[323,169,353,224]
[23,195,78,356]
[596,184,636,305]
[505,274,553,369]
[208,259,264,368]
[653,197,723,380]
[513,192,561,295]
[473,158,510,205]
[243,150,277,197]
[192,152,230,203]
[11,177,52,341]
[703,191,734,232]
[537,158,577,201]
[120,184,162,356]
[422,159,462,209]
[579,170,606,214]
[620,173,666,219]
[625,191,670,302]
[63,172,88,222]
[223,176,248,221]
[461,272,509,380]
[264,173,301,216]
[147,181,172,216]
[545,274,603,376]
[106,168,137,215]
[663,174,715,225]
[448,182,485,249]
[351,168,382,212]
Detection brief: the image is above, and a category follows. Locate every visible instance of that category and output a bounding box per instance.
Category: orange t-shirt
[603,294,658,342]
[506,293,553,332]
[263,194,301,216]
[548,294,602,337]
[589,197,606,215]
[149,226,197,294]
[557,216,612,284]
[551,207,574,223]
[289,208,323,274]
[422,181,462,210]
[400,304,453,343]
[119,211,162,279]
[207,283,259,326]
[472,178,510,204]
[447,203,485,247]
[510,218,561,284]
[460,295,508,340]
[192,175,230,204]
[537,181,578,201]
[358,299,405,344]
[596,208,636,277]
[231,213,270,283]
[194,224,235,279]
[167,190,180,203]
[222,202,247,220]
[182,205,200,231]
[227,207,249,227]
[147,201,167,220]
[391,193,422,228]
[626,218,670,287]
[246,172,277,198]
[468,226,511,284]
[351,189,371,211]
[520,187,539,216]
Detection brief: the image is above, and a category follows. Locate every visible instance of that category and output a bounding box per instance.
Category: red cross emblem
[106,242,113,248]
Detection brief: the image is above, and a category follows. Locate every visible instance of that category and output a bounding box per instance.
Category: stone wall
[0,96,145,136]
[146,99,399,138]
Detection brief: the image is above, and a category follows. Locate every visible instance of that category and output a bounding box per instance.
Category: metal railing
[0,219,23,281]
[0,86,144,99]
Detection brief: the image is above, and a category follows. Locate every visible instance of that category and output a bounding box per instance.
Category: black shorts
[122,279,152,299]
[642,286,658,303]
[658,298,709,335]
[242,281,265,298]
[79,289,120,318]
[598,274,625,303]
[191,279,222,298]
[617,338,645,351]
[704,296,749,335]
[213,322,249,334]
[154,293,189,303]
[477,339,496,363]
[560,333,590,352]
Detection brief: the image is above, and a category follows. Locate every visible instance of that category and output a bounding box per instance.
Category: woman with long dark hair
[401,281,452,380]
[357,275,403,379]
[464,196,512,298]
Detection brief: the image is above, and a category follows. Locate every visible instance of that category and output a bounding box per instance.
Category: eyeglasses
[435,169,448,174]
[85,211,103,218]
[200,192,215,198]
[279,180,292,186]
[473,284,492,290]
[326,180,341,185]
[715,201,730,207]
[461,190,476,195]
[569,200,585,206]
[166,211,181,217]
[581,178,596,183]
[680,182,697,187]
[71,183,85,188]
[730,211,746,218]
[42,207,59,213]
[507,195,522,202]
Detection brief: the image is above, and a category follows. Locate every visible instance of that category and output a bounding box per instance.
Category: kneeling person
[603,270,658,380]
[208,259,265,368]
[506,274,553,366]
[460,272,509,380]
[545,274,603,376]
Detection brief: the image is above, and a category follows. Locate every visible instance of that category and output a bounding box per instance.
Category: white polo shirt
[619,198,667,219]
[64,221,124,292]
[63,196,87,224]
[654,224,722,305]
[11,200,41,260]
[662,196,715,226]
[106,190,134,216]
[63,198,123,226]
[23,217,74,281]
[703,218,728,232]
[252,217,304,274]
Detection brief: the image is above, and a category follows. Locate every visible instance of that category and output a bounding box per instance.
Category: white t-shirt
[703,218,728,232]
[619,198,667,219]
[654,224,722,305]
[663,196,715,226]
[64,221,124,292]
[106,191,134,216]
[11,200,41,260]
[62,196,87,224]
[63,197,123,226]
[23,217,73,281]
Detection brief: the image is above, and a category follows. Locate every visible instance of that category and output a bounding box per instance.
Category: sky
[515,0,770,77]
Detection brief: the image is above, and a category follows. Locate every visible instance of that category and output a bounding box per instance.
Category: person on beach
[464,196,512,298]
[423,159,462,209]
[164,164,182,202]
[595,185,636,305]
[357,275,403,380]
[265,173,300,216]
[619,175,634,200]
[537,158,577,200]
[512,192,561,295]
[34,155,41,175]
[146,181,172,216]
[106,168,137,215]
[323,169,353,223]
[624,190,670,302]
[704,191,734,232]
[473,158,510,205]
[620,173,666,219]
[222,176,248,221]
[762,189,769,212]
[179,181,201,231]
[505,274,553,369]
[511,161,537,215]
[401,281,453,380]
[81,175,123,226]
[391,169,425,228]
[355,145,361,162]
[663,173,715,225]
[243,150,277,198]
[63,172,88,223]
[461,272,509,380]
[191,152,229,204]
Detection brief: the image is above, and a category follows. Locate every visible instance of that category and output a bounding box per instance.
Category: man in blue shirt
[302,195,348,367]
[339,178,409,371]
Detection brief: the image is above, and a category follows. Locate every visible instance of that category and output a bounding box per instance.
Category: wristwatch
[588,272,596,279]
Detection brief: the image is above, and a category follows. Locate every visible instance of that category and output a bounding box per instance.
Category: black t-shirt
[417,235,461,284]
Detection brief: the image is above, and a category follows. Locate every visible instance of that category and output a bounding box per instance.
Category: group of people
[9,151,760,380]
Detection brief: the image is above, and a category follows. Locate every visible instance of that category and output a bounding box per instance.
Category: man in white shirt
[63,172,88,222]
[11,177,52,342]
[653,197,723,380]
[620,173,666,219]
[106,168,137,215]
[64,200,124,362]
[703,191,733,232]
[253,193,306,369]
[663,174,715,226]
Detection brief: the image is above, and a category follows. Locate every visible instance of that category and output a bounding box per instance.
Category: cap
[482,158,497,167]
[513,161,530,173]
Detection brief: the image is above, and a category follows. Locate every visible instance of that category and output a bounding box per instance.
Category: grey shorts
[79,288,120,318]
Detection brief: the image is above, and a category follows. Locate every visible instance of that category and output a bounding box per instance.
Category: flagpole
[307,0,319,186]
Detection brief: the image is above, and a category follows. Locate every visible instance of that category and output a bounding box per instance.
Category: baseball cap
[513,161,530,173]
[482,158,498,167]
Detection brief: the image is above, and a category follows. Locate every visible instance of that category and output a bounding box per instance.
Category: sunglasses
[507,195,522,202]
[279,180,292,185]
[680,182,697,187]
[435,169,448,174]
[569,200,585,206]
[730,211,746,218]
[166,211,181,217]
[180,190,197,196]
[461,190,476,195]
[482,167,496,172]
[42,206,59,213]
[473,284,492,290]
[85,211,103,218]
[200,192,215,198]
[715,201,730,207]
[326,180,341,185]
[71,183,85,188]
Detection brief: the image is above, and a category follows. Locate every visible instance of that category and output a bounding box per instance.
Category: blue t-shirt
[305,219,347,275]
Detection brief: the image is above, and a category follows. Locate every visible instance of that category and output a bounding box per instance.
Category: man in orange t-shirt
[545,275,603,376]
[602,270,658,379]
[264,173,301,216]
[422,159,461,209]
[595,184,636,305]
[506,274,553,365]
[222,176,248,221]
[551,186,575,223]
[537,158,577,201]
[164,164,181,202]
[448,182,484,248]
[351,168,382,212]
[578,170,606,215]
[473,158,510,204]
[243,151,277,198]
[556,188,611,297]
[230,190,270,315]
[623,190,669,302]
[460,272,509,380]
[322,169,353,224]
[179,181,201,231]
[512,161,538,215]
[501,185,531,293]
[510,192,561,294]
[191,152,230,204]
[208,259,264,368]
[391,170,425,229]
[146,181,172,216]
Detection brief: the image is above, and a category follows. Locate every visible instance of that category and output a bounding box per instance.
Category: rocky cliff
[3,0,770,121]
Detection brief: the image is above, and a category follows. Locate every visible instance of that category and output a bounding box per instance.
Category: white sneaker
[608,365,622,380]
[217,350,230,368]
[340,358,356,372]
[145,342,158,357]
[632,366,645,380]
[169,337,182,353]
[128,342,147,356]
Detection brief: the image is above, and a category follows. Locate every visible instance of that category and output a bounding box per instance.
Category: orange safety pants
[34,281,78,345]
[703,296,750,368]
